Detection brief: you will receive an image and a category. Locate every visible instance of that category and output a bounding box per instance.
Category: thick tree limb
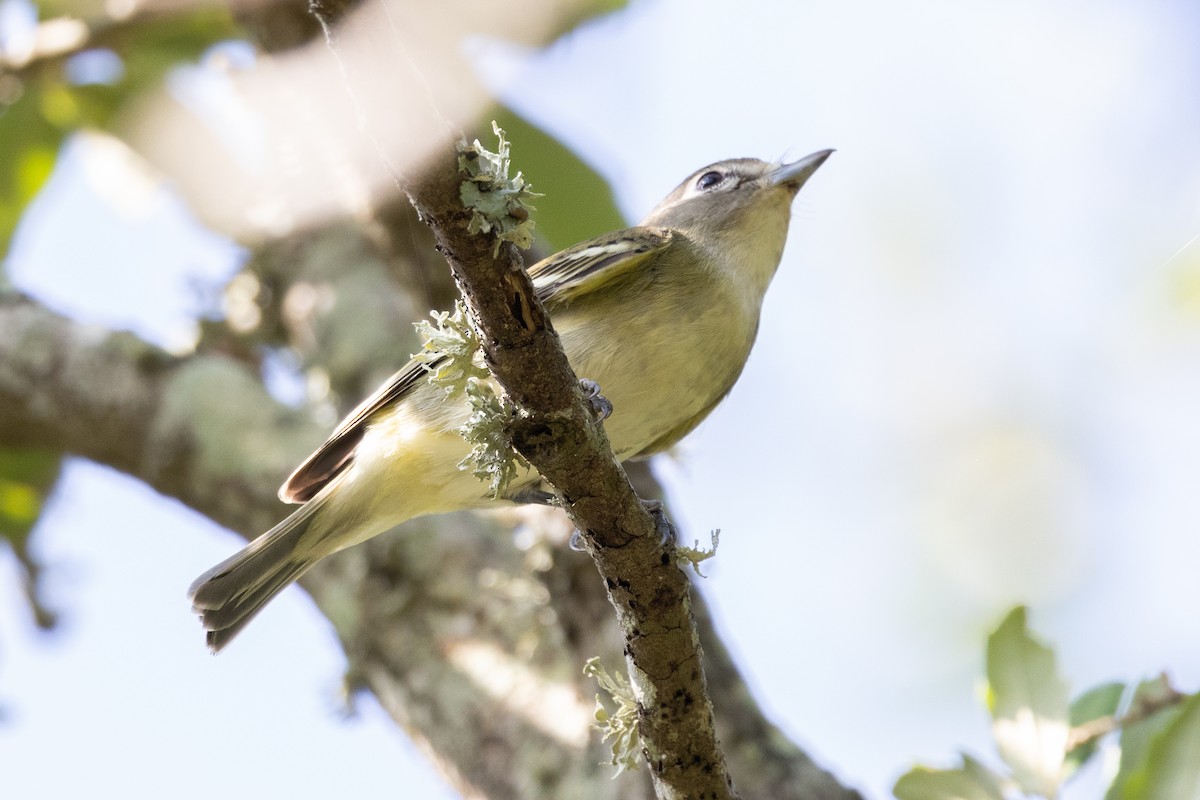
[408,157,736,799]
[0,291,313,537]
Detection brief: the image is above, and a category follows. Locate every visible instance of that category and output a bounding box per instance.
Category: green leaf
[0,448,61,544]
[0,8,245,256]
[1066,681,1126,773]
[112,9,243,100]
[1133,692,1200,800]
[0,89,63,253]
[1107,678,1193,800]
[959,754,1009,798]
[0,448,63,629]
[490,106,626,253]
[535,0,630,47]
[985,606,1070,797]
[893,758,1006,800]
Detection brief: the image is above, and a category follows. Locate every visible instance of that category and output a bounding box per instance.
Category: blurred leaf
[538,0,629,42]
[1130,691,1200,800]
[1107,677,1188,800]
[64,9,243,131]
[32,0,106,17]
[893,756,1006,800]
[958,754,1008,795]
[1066,681,1125,773]
[0,448,63,630]
[39,81,83,126]
[492,105,626,253]
[0,7,244,255]
[0,87,63,252]
[116,10,241,98]
[0,447,62,543]
[985,606,1069,798]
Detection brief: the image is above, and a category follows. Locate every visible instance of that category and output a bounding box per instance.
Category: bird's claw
[568,528,588,551]
[568,499,675,551]
[641,499,677,548]
[578,378,613,422]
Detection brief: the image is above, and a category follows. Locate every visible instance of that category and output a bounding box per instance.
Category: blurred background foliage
[0,4,242,247]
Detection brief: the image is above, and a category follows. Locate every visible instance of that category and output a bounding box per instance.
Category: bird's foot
[507,487,557,506]
[567,499,675,551]
[641,499,677,548]
[578,378,613,422]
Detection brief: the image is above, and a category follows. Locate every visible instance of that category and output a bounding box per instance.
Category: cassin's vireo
[189,148,834,651]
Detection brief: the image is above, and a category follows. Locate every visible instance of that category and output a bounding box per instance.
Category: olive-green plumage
[189,149,833,651]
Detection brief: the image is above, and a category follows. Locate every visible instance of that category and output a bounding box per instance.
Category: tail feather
[188,501,322,653]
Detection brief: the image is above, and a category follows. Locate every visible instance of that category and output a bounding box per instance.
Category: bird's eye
[695,171,724,191]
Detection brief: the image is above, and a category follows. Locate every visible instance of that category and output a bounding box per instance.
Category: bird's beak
[769,149,835,191]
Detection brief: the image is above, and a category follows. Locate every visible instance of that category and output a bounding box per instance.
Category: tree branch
[0,290,315,537]
[407,151,737,799]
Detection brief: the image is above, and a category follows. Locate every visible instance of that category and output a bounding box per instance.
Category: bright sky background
[4,0,1200,798]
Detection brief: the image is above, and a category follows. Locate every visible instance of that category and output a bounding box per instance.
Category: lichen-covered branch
[407,146,737,800]
[0,290,315,537]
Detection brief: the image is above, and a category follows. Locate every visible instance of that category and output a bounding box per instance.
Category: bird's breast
[554,271,758,460]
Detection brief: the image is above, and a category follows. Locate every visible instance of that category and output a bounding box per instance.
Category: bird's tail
[188,500,324,653]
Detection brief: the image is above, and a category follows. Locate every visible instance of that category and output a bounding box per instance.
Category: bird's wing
[278,359,436,503]
[280,227,672,504]
[530,226,673,306]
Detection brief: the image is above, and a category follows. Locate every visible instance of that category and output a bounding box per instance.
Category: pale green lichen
[675,529,720,577]
[414,302,528,498]
[457,121,541,255]
[583,657,642,774]
[457,375,529,498]
[413,303,490,392]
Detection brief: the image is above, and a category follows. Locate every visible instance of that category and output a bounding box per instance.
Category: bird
[189,149,834,652]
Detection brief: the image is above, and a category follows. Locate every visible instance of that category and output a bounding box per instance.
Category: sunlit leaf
[0,6,245,256]
[1107,677,1188,800]
[31,0,106,17]
[985,606,1070,797]
[0,448,63,629]
[538,0,629,42]
[0,448,60,546]
[1131,691,1200,800]
[0,87,63,251]
[894,759,1006,800]
[39,81,82,127]
[959,754,1009,798]
[15,144,56,201]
